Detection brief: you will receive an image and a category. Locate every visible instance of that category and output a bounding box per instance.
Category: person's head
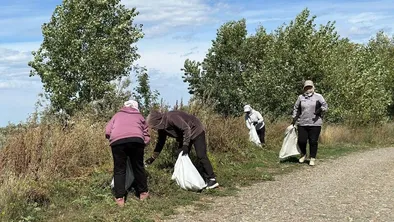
[244,105,252,114]
[303,80,315,95]
[147,110,165,130]
[124,100,139,110]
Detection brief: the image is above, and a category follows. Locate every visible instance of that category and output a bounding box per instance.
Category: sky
[1,0,394,126]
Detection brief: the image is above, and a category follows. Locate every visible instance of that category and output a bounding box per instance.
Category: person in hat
[144,110,219,189]
[291,80,328,166]
[244,105,266,144]
[105,100,150,206]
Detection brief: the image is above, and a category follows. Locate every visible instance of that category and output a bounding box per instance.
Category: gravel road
[165,147,394,222]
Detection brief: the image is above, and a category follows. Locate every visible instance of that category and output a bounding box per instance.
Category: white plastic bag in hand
[249,125,262,147]
[279,125,301,160]
[171,152,207,191]
[110,156,135,191]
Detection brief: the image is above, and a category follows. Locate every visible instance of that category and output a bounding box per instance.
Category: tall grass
[1,107,393,221]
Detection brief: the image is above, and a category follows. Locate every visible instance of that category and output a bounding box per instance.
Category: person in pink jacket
[105,100,150,207]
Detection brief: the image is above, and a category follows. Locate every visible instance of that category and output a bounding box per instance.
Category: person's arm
[256,111,264,124]
[319,95,328,112]
[315,94,328,116]
[292,96,301,124]
[105,115,116,139]
[153,130,167,156]
[245,115,252,130]
[146,130,166,165]
[141,117,150,145]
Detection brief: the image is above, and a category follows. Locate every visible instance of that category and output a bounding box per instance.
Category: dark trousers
[297,126,321,158]
[256,126,266,144]
[111,142,147,198]
[177,132,216,180]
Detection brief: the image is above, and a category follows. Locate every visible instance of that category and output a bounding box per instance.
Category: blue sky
[1,0,394,126]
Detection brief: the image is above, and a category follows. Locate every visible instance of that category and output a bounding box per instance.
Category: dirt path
[165,147,394,222]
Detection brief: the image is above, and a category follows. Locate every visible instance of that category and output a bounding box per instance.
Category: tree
[28,0,143,115]
[133,66,159,116]
[183,19,249,116]
[182,8,394,124]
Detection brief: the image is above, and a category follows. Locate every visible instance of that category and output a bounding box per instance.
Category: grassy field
[0,113,393,222]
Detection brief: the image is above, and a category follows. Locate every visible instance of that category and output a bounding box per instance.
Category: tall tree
[133,67,159,116]
[29,0,143,115]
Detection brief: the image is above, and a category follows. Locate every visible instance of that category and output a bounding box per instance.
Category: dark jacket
[152,111,205,153]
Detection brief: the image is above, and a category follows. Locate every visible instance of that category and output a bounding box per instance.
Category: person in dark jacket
[105,100,150,207]
[144,110,219,189]
[291,80,328,166]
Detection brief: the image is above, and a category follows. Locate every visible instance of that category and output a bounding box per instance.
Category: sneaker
[299,155,306,163]
[206,178,219,189]
[115,197,125,207]
[139,192,149,201]
[309,158,316,166]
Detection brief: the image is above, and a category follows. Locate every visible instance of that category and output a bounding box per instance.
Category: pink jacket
[105,107,150,145]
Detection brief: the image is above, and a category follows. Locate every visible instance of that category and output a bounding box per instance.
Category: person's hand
[145,157,156,165]
[182,145,189,156]
[253,122,258,126]
[105,134,110,139]
[291,118,297,126]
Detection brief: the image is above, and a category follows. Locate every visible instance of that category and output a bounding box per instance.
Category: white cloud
[122,0,228,38]
[348,12,392,25]
[0,47,41,90]
[136,39,210,75]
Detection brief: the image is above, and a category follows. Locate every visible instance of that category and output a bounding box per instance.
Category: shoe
[115,197,125,207]
[139,192,149,201]
[299,155,306,163]
[206,178,219,189]
[309,158,316,166]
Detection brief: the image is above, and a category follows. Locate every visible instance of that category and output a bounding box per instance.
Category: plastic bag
[279,125,301,160]
[171,152,207,191]
[110,156,135,191]
[249,125,262,147]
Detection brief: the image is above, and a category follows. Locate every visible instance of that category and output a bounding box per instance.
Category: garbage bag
[110,156,135,191]
[249,125,262,147]
[279,125,301,160]
[171,152,207,191]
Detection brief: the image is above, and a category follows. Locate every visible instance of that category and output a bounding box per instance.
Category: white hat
[303,80,314,89]
[244,105,252,113]
[124,100,139,110]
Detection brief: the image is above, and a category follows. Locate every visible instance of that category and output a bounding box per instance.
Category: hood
[147,110,165,129]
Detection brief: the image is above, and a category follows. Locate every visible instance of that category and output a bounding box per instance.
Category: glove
[253,122,258,126]
[314,108,322,116]
[182,145,189,156]
[145,157,156,165]
[105,134,110,140]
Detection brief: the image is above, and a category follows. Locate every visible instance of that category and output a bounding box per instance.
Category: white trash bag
[171,151,207,191]
[279,125,301,160]
[249,125,262,147]
[110,156,135,191]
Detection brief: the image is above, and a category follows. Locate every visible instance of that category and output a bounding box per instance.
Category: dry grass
[0,107,393,221]
[0,118,111,180]
[320,123,394,145]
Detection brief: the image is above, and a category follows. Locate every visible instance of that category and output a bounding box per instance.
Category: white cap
[244,105,252,113]
[303,80,314,89]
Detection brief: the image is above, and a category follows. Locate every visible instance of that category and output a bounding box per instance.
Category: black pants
[297,126,321,158]
[256,126,266,144]
[177,132,216,180]
[111,142,147,198]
